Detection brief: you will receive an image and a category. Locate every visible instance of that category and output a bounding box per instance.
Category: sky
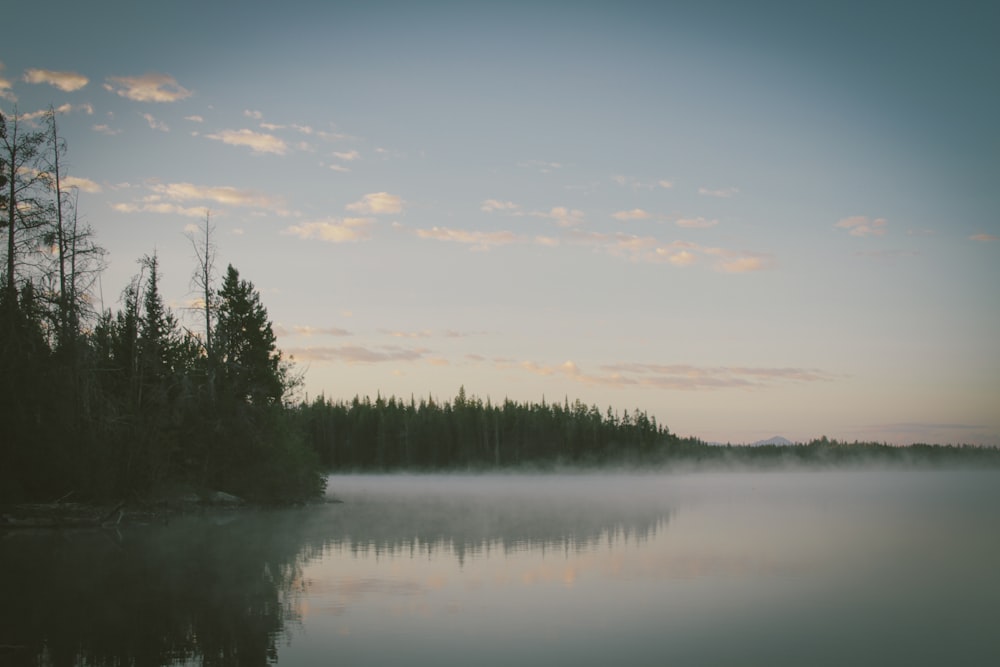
[3,0,998,445]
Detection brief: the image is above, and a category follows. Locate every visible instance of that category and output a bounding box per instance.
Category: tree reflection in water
[1,476,674,666]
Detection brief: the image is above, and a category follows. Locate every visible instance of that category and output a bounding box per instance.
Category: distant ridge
[748,436,795,447]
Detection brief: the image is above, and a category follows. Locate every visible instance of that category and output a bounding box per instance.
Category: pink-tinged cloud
[612,208,652,221]
[835,216,888,237]
[698,186,739,198]
[105,73,192,102]
[532,206,585,227]
[149,182,285,211]
[481,199,520,213]
[283,218,374,243]
[291,326,352,337]
[205,128,288,155]
[970,233,998,242]
[347,192,403,215]
[24,68,88,91]
[62,176,102,193]
[285,345,427,364]
[416,226,520,250]
[676,217,719,229]
[717,255,770,273]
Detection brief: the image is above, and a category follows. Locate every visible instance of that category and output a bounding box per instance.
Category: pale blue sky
[4,0,998,444]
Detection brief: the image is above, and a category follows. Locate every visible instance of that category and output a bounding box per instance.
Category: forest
[2,108,997,506]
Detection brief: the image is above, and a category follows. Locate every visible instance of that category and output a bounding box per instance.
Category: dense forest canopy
[1,108,997,504]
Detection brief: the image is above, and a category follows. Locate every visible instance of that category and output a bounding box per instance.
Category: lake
[2,469,999,666]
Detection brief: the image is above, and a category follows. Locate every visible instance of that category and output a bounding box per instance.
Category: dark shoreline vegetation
[2,108,998,509]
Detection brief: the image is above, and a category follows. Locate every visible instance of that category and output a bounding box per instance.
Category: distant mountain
[748,436,795,447]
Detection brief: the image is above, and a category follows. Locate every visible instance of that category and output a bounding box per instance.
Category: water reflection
[0,474,675,666]
[0,511,310,667]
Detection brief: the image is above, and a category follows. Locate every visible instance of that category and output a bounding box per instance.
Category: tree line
[1,108,323,504]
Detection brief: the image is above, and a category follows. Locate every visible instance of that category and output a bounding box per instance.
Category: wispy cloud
[506,358,838,391]
[23,68,88,91]
[105,73,192,102]
[112,202,208,218]
[380,329,433,339]
[92,124,121,135]
[835,216,888,237]
[415,226,520,251]
[346,192,403,215]
[150,182,285,211]
[970,233,998,242]
[518,159,562,173]
[532,206,585,228]
[291,326,352,337]
[676,216,719,229]
[612,208,651,221]
[658,180,674,189]
[244,109,263,120]
[20,103,76,120]
[205,128,288,155]
[0,63,15,101]
[481,199,520,213]
[184,115,204,123]
[283,218,374,243]
[698,186,739,198]
[285,345,428,364]
[333,149,360,161]
[141,112,168,132]
[62,176,102,193]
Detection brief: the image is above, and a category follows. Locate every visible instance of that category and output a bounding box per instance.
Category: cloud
[23,68,89,91]
[664,250,696,266]
[698,186,739,198]
[92,124,121,135]
[381,329,433,339]
[676,217,719,229]
[291,326,352,337]
[244,109,263,120]
[105,73,192,102]
[333,149,360,161]
[62,176,102,193]
[283,217,374,243]
[346,192,403,215]
[835,216,888,237]
[149,182,286,211]
[0,63,14,101]
[185,115,204,123]
[112,202,208,218]
[658,180,674,189]
[329,164,351,173]
[481,199,520,213]
[285,345,427,364]
[970,233,998,242]
[612,209,651,221]
[519,159,562,173]
[20,103,74,120]
[141,112,169,132]
[506,358,838,391]
[716,256,769,273]
[532,206,585,228]
[416,226,520,250]
[205,128,288,154]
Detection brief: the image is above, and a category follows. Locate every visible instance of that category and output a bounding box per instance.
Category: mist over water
[3,469,999,666]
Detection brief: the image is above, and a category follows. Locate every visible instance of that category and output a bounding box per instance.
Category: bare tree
[187,211,217,361]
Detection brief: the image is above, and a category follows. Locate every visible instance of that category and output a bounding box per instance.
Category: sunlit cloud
[141,112,169,132]
[112,202,208,218]
[329,164,351,173]
[535,235,560,247]
[698,186,739,198]
[205,128,288,155]
[612,209,651,221]
[416,226,520,251]
[717,256,769,273]
[481,199,520,213]
[970,233,998,242]
[105,73,192,102]
[92,124,121,135]
[21,103,74,120]
[185,115,204,123]
[149,182,286,211]
[508,358,838,391]
[292,326,352,337]
[676,217,719,229]
[285,345,428,364]
[381,329,433,339]
[23,68,87,92]
[658,180,674,189]
[333,149,360,161]
[346,192,403,215]
[62,176,102,193]
[663,249,696,266]
[283,217,374,243]
[835,216,888,237]
[532,206,585,228]
[244,109,263,120]
[0,63,14,101]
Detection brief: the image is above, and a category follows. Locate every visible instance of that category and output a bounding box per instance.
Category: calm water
[2,470,999,666]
